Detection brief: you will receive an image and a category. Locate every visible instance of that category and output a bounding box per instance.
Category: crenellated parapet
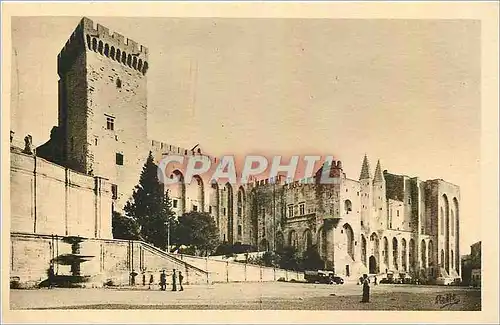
[58,17,149,76]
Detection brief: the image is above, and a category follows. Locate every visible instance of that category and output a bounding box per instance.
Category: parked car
[304,270,344,285]
[435,277,455,286]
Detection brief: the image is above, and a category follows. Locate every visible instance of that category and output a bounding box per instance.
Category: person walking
[149,274,154,290]
[171,269,177,291]
[361,274,370,303]
[178,271,184,291]
[160,270,166,291]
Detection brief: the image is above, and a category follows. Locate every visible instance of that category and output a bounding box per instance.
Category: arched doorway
[369,255,377,274]
[370,232,380,273]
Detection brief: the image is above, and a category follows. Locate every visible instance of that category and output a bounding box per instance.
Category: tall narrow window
[116,153,124,165]
[106,116,115,130]
[299,203,305,215]
[173,199,178,208]
[111,184,118,200]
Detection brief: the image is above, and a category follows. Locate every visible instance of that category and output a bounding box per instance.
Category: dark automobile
[304,270,344,285]
[331,276,344,284]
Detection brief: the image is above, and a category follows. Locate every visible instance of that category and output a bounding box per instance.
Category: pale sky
[10,17,481,253]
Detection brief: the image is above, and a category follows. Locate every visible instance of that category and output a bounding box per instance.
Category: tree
[173,211,219,256]
[123,151,175,250]
[277,246,301,271]
[112,211,141,240]
[301,245,325,271]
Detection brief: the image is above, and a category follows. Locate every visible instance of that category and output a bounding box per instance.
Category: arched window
[104,43,109,57]
[127,54,132,67]
[86,35,91,50]
[92,38,97,51]
[288,230,297,248]
[303,229,312,251]
[121,52,127,64]
[142,61,149,75]
[344,200,352,214]
[392,237,398,269]
[421,240,427,268]
[98,40,103,54]
[383,237,389,267]
[133,56,138,69]
[138,59,143,70]
[343,224,354,259]
[116,49,121,61]
[110,46,115,59]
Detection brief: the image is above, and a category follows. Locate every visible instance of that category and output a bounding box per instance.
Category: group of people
[159,269,184,291]
[130,269,184,291]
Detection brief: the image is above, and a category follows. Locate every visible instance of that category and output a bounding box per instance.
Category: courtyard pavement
[10,282,481,310]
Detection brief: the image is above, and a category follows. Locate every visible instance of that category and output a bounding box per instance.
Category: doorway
[369,255,377,274]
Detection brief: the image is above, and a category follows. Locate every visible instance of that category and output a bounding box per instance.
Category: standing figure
[361,274,370,303]
[142,272,146,286]
[172,269,177,291]
[178,271,184,291]
[149,274,154,289]
[47,262,55,289]
[160,270,166,291]
[374,276,378,286]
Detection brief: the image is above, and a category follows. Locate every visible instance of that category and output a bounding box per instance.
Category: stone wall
[177,254,305,283]
[10,233,208,288]
[10,149,113,239]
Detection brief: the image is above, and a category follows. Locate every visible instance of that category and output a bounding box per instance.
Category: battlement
[150,140,218,164]
[58,17,149,76]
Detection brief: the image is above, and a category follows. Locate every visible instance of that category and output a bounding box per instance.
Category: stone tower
[372,160,387,229]
[359,155,373,232]
[57,17,150,210]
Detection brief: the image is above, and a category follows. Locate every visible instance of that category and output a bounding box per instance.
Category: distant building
[461,241,481,286]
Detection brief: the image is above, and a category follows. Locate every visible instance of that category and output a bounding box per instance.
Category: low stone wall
[10,233,208,288]
[10,233,304,289]
[176,254,305,283]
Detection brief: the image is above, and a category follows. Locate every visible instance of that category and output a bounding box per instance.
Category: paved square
[10,282,481,310]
